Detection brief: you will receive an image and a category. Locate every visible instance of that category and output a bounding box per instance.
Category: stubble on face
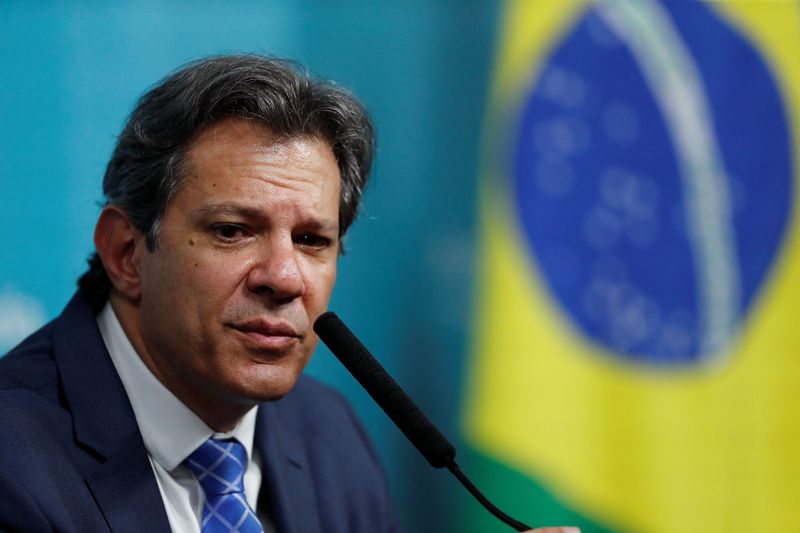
[117,118,342,431]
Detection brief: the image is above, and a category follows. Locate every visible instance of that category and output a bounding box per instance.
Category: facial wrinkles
[193,217,312,333]
[236,176,329,228]
[194,213,331,339]
[235,152,324,193]
[191,124,332,194]
[124,117,342,423]
[185,119,340,225]
[180,124,338,284]
[196,177,334,257]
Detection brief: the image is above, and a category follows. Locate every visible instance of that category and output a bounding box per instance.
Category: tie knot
[185,438,247,496]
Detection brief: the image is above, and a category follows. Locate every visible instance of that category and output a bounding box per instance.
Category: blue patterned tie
[184,438,264,533]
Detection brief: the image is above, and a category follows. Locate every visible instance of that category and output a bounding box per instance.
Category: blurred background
[1,1,798,532]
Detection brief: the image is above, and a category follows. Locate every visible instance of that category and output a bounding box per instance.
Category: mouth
[228,318,302,352]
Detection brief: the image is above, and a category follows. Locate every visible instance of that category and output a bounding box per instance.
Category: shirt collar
[97,301,258,471]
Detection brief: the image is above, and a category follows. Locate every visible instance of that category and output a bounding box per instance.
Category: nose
[245,236,305,302]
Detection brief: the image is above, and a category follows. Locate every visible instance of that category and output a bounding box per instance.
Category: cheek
[303,260,337,311]
[140,249,199,325]
[146,247,245,329]
[188,249,250,291]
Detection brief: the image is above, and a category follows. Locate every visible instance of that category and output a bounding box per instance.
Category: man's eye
[296,233,332,249]
[212,224,245,241]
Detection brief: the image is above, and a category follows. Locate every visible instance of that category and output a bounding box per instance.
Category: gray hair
[79,55,374,308]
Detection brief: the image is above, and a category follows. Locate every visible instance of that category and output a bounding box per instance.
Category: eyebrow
[195,203,263,219]
[194,202,340,234]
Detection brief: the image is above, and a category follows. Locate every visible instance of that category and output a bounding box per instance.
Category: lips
[229,318,301,351]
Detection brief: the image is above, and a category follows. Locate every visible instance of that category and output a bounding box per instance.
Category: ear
[94,206,146,302]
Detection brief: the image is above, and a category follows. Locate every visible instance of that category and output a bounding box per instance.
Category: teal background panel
[0,2,501,532]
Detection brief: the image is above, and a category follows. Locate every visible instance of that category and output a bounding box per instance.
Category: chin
[232,362,305,403]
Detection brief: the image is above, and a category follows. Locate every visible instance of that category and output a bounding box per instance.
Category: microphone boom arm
[313,311,533,532]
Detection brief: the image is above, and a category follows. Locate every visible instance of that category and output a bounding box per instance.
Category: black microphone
[313,311,533,532]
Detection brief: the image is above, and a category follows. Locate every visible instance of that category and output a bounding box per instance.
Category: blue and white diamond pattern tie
[185,438,264,533]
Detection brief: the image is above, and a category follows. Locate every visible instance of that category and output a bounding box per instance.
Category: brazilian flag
[463,1,800,532]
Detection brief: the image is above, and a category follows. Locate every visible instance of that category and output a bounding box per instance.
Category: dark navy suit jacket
[0,292,400,532]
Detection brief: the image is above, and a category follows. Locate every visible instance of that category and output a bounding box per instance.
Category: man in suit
[0,55,576,533]
[0,55,398,533]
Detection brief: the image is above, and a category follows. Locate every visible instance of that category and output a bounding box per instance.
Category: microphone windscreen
[314,311,456,468]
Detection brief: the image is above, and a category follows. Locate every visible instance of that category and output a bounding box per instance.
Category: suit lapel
[52,292,326,532]
[85,436,173,532]
[255,402,321,533]
[53,293,171,532]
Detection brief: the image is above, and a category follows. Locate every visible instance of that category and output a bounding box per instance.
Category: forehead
[175,117,341,217]
[185,117,336,177]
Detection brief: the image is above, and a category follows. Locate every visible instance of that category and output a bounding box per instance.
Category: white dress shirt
[97,302,270,533]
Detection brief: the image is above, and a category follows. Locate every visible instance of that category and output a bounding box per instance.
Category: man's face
[131,118,340,420]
